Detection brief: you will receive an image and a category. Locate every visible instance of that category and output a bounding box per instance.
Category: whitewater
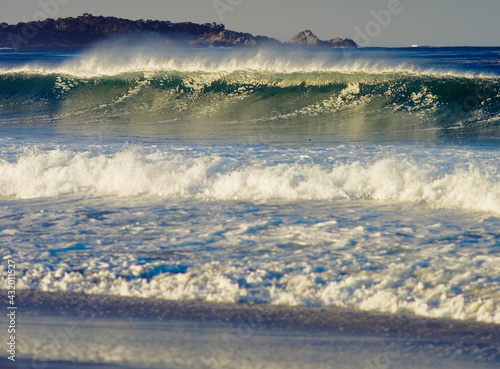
[1,45,500,325]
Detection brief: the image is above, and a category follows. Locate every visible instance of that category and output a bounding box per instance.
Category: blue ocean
[1,44,499,328]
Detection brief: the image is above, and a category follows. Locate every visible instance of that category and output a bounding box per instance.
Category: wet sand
[1,290,499,369]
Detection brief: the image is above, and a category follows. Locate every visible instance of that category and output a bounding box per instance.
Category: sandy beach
[0,290,498,369]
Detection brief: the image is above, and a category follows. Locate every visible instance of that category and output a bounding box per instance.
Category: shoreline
[0,290,498,368]
[11,289,500,341]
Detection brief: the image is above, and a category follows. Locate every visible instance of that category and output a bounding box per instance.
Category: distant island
[0,14,358,50]
[288,30,357,48]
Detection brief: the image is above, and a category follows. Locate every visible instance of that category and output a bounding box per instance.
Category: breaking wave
[0,48,499,130]
[1,147,500,214]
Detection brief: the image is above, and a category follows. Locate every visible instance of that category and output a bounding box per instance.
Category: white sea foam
[1,147,500,214]
[7,224,500,324]
[2,144,500,324]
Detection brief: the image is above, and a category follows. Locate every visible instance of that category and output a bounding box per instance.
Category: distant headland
[0,14,358,50]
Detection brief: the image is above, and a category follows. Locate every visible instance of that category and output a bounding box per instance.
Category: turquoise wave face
[1,70,499,139]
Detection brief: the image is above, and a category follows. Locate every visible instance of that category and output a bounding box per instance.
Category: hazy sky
[1,0,499,47]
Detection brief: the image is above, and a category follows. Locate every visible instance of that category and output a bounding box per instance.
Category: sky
[1,0,499,47]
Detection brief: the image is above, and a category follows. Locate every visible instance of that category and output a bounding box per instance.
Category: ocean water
[1,44,500,324]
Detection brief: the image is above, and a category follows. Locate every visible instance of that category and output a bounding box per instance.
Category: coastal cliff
[0,14,357,49]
